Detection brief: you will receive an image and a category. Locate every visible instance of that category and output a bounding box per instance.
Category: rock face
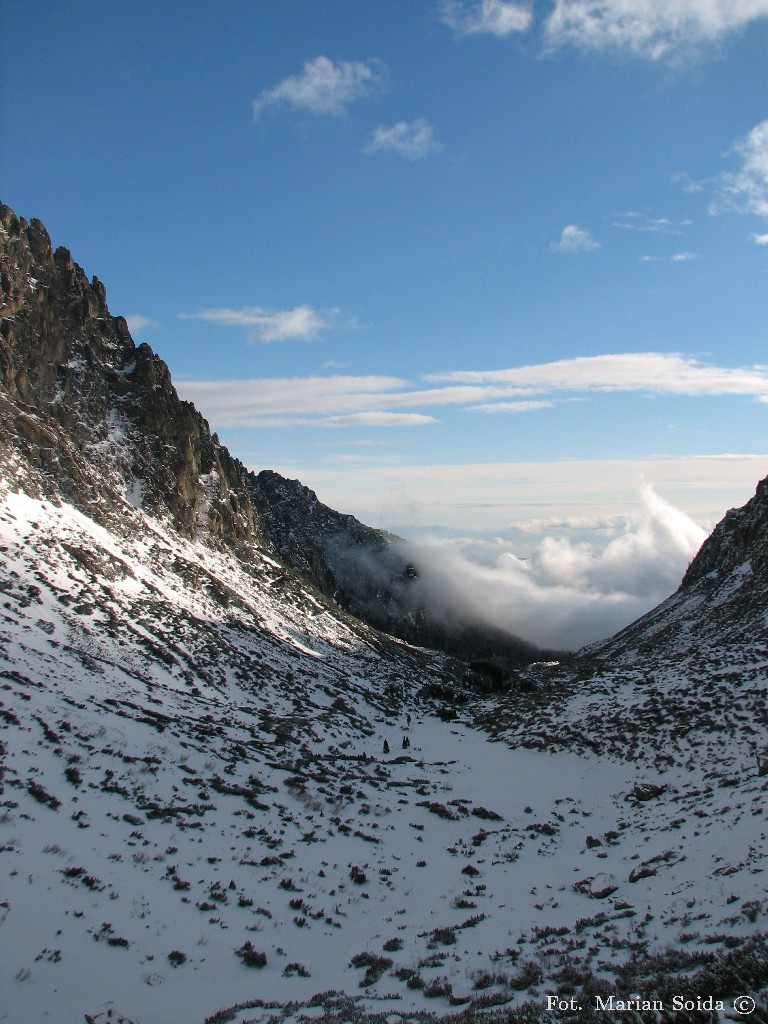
[247,467,403,608]
[0,203,260,554]
[681,475,768,590]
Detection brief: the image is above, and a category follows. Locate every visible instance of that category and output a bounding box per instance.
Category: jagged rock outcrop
[584,474,768,664]
[0,203,261,553]
[681,475,768,590]
[247,468,401,599]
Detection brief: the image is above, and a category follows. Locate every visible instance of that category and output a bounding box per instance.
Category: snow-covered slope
[3,478,768,1024]
[2,202,768,1023]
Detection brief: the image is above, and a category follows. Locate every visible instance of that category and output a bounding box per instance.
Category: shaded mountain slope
[249,469,550,665]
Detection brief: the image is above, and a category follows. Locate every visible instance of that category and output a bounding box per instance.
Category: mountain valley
[2,204,768,1024]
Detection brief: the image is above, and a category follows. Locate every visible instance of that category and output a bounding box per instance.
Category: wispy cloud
[551,224,601,252]
[755,232,768,245]
[309,412,435,429]
[427,353,768,399]
[439,0,533,37]
[365,118,443,160]
[125,314,158,334]
[179,305,330,342]
[177,375,411,426]
[177,353,768,430]
[717,117,768,220]
[544,0,768,61]
[613,212,693,234]
[252,56,384,119]
[639,252,700,263]
[468,399,555,413]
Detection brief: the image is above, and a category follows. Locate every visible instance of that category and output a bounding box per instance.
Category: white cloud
[545,0,768,61]
[439,0,533,36]
[312,412,435,429]
[614,212,693,233]
[252,56,384,119]
[719,118,768,220]
[469,399,555,413]
[365,119,443,160]
[177,375,410,425]
[177,353,768,429]
[125,314,158,334]
[427,352,768,399]
[552,224,601,252]
[755,232,768,245]
[639,251,699,262]
[176,377,544,426]
[389,484,708,649]
[278,454,767,543]
[179,305,329,342]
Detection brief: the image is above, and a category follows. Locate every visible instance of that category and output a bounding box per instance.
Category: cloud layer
[400,484,707,649]
[177,352,768,428]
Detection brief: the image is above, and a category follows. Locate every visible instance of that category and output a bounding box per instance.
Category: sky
[2,0,768,645]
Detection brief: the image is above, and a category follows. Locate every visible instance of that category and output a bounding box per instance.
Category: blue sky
[3,0,768,554]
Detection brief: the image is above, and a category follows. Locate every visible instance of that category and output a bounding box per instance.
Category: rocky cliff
[0,203,261,554]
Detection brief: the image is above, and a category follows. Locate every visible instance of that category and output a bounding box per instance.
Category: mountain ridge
[0,201,549,666]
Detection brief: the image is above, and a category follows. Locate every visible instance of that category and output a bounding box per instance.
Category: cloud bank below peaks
[400,484,707,650]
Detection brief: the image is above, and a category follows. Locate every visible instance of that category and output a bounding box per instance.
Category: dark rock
[631,782,666,802]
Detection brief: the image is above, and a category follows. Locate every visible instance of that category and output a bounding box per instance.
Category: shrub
[235,941,267,968]
[430,927,457,946]
[283,962,311,977]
